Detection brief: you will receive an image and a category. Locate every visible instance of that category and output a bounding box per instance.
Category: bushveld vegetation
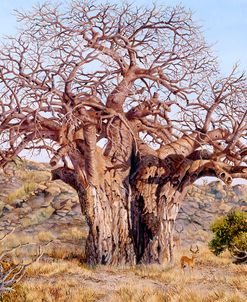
[1,245,246,302]
[0,226,246,302]
[209,210,247,263]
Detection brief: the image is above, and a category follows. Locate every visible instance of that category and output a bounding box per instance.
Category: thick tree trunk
[132,184,187,263]
[78,154,188,265]
[53,153,189,265]
[83,184,136,265]
[131,156,188,264]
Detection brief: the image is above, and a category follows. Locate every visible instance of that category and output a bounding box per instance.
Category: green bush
[209,210,247,263]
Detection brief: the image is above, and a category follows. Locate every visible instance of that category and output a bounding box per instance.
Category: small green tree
[209,210,247,263]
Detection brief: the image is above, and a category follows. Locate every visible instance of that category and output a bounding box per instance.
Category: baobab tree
[0,1,246,265]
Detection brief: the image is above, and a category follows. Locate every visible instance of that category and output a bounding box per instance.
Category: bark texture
[131,156,188,264]
[53,152,189,265]
[84,176,135,265]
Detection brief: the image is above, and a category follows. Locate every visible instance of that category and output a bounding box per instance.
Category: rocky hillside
[0,159,246,246]
[0,160,86,262]
[177,180,246,244]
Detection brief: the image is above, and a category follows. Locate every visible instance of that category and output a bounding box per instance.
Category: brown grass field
[1,231,246,302]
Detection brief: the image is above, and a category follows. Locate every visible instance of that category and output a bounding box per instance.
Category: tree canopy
[0,1,246,184]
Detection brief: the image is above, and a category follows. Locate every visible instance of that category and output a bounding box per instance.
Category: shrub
[209,210,247,263]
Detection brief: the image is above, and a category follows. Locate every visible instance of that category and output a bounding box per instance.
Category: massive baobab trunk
[53,150,190,265]
[83,177,187,265]
[84,182,141,265]
[1,2,247,265]
[84,183,135,265]
[132,168,188,264]
[52,126,247,265]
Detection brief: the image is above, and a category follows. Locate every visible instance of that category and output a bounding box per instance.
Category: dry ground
[1,241,246,302]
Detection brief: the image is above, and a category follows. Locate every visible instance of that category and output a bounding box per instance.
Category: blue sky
[0,0,246,74]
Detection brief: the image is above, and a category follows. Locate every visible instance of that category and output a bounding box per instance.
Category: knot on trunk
[52,167,77,188]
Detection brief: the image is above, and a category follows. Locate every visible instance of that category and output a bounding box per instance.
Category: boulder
[45,183,61,196]
[52,199,68,210]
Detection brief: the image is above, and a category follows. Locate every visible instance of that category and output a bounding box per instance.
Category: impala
[180,245,199,271]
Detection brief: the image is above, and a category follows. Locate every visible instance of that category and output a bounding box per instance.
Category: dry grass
[1,244,246,302]
[109,286,246,302]
[46,244,85,262]
[17,170,51,183]
[5,166,50,205]
[169,289,246,302]
[0,233,35,251]
[37,231,55,242]
[188,229,212,242]
[59,227,88,242]
[110,286,170,302]
[6,183,39,203]
[25,259,90,277]
[2,281,103,302]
